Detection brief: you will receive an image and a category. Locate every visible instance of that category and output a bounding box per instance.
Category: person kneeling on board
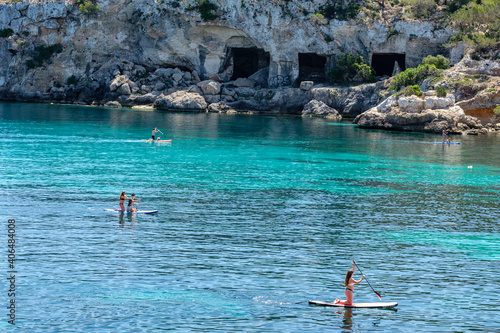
[127,194,141,212]
[334,260,364,305]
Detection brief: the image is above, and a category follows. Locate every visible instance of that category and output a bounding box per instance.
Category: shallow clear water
[0,102,499,332]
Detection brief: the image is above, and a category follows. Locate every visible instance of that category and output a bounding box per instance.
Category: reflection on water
[339,308,353,332]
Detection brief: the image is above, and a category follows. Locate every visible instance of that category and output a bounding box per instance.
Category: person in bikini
[334,260,364,305]
[127,193,141,212]
[117,191,129,211]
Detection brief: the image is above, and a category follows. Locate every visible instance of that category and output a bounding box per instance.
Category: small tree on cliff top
[448,0,500,53]
[76,0,100,15]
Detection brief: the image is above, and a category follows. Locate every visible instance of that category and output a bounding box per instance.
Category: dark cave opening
[371,53,406,77]
[298,53,327,82]
[230,47,270,80]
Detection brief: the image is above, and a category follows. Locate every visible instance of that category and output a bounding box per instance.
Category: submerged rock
[207,102,237,113]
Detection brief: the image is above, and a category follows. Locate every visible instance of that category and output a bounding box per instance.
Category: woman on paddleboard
[334,260,364,305]
[118,191,129,211]
[127,193,141,212]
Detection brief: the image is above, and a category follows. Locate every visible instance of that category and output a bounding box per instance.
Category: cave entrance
[371,53,406,77]
[299,53,327,82]
[230,47,270,80]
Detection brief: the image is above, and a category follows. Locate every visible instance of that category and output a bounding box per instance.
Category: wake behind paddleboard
[432,142,460,145]
[104,209,158,214]
[308,300,398,308]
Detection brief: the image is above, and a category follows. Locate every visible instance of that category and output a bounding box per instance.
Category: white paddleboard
[104,209,158,214]
[141,139,172,143]
[309,300,398,308]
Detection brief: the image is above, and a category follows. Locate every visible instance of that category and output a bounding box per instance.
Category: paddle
[354,262,382,300]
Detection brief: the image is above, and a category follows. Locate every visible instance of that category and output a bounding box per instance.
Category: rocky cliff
[0,1,457,108]
[1,0,498,133]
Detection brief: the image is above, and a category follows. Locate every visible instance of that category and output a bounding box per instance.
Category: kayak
[141,139,172,143]
[308,300,398,308]
[104,209,158,214]
[432,142,460,145]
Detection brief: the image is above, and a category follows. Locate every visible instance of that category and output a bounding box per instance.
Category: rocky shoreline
[2,54,498,136]
[0,54,382,119]
[0,0,498,135]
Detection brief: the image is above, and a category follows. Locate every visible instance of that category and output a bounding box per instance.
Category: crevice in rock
[371,53,406,77]
[298,53,327,82]
[224,47,269,80]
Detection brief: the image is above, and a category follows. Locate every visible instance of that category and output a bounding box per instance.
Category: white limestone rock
[299,81,314,91]
[197,80,221,95]
[109,75,128,92]
[302,99,341,119]
[354,93,479,133]
[154,91,207,111]
[116,82,131,95]
[207,102,237,113]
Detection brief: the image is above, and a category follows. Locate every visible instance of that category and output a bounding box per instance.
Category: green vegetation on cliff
[319,0,360,20]
[397,84,423,97]
[26,44,63,69]
[494,105,500,116]
[187,0,218,21]
[77,0,100,15]
[0,28,14,38]
[435,86,447,97]
[327,53,375,84]
[448,0,500,55]
[389,55,449,91]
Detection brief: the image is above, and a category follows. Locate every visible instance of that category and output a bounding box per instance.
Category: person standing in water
[152,128,159,141]
[334,260,364,305]
[442,128,447,143]
[117,191,129,211]
[127,193,141,212]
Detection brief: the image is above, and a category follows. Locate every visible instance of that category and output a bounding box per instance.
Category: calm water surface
[0,102,499,332]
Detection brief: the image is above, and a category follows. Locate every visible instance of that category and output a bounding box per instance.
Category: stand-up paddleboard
[141,139,172,143]
[432,142,460,145]
[308,300,398,308]
[104,209,158,214]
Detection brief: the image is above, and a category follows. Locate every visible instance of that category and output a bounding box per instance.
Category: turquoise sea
[0,102,499,332]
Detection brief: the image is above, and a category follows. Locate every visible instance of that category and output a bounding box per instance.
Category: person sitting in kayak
[117,191,129,211]
[152,128,160,140]
[334,260,364,305]
[127,193,141,212]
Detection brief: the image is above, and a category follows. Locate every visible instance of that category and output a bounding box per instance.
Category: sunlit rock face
[0,0,456,100]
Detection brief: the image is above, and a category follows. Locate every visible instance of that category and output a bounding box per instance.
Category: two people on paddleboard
[151,128,166,141]
[118,191,141,212]
[334,260,365,305]
[442,128,455,144]
[151,127,163,141]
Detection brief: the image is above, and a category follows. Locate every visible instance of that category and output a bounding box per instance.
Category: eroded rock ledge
[354,92,488,134]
